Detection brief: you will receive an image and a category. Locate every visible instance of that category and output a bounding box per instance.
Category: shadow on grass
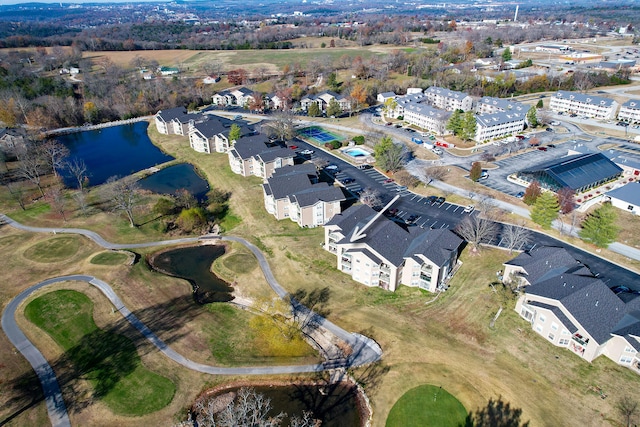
[462,396,530,427]
[1,293,203,424]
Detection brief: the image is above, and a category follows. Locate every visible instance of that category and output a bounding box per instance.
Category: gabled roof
[553,90,616,108]
[606,182,640,206]
[156,106,188,122]
[476,111,526,127]
[621,99,640,109]
[505,246,589,285]
[528,300,579,333]
[328,204,463,267]
[526,274,625,343]
[405,228,463,267]
[425,86,471,100]
[289,184,346,207]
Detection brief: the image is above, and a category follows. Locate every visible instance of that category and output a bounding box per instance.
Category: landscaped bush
[330,140,341,149]
[324,142,334,149]
[352,135,365,145]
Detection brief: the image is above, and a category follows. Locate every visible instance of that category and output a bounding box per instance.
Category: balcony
[572,333,589,347]
[341,257,352,266]
[328,232,340,241]
[380,264,391,274]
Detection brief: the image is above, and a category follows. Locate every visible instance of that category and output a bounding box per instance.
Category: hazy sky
[0,0,169,5]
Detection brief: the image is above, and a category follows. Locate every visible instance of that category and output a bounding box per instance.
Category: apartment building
[549,90,618,120]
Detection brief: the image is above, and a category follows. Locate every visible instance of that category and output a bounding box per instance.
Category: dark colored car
[406,214,419,224]
[516,191,525,198]
[386,208,399,216]
[547,144,556,148]
[341,178,355,184]
[434,197,446,205]
[546,128,553,132]
[426,195,438,205]
[537,146,548,151]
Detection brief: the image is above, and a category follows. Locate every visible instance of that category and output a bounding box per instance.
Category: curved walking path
[0,215,381,427]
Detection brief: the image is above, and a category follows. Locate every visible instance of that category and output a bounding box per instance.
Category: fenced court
[297,126,344,144]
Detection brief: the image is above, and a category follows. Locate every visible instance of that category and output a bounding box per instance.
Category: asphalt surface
[0,219,381,427]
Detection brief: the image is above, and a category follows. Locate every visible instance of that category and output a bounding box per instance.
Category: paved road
[0,218,381,427]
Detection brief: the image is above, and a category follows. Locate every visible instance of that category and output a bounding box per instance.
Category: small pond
[57,122,174,188]
[201,383,363,427]
[150,245,233,304]
[138,163,210,201]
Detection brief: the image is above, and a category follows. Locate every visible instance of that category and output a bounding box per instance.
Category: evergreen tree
[502,46,512,61]
[326,72,340,91]
[307,102,320,117]
[579,203,619,248]
[536,99,544,109]
[530,192,559,229]
[446,109,463,135]
[374,136,405,172]
[470,161,482,182]
[461,111,477,140]
[326,98,342,117]
[228,123,242,142]
[523,180,541,205]
[526,106,538,127]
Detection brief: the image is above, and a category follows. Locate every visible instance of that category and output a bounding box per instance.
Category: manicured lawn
[22,236,80,263]
[386,385,467,427]
[220,252,257,275]
[90,251,130,265]
[24,290,175,416]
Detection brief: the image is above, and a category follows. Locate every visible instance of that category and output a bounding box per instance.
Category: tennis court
[297,126,344,144]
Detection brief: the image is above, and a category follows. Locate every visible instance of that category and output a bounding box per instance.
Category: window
[625,346,637,354]
[559,338,570,346]
[620,356,633,364]
[551,322,558,331]
[535,324,543,333]
[562,329,570,335]
[520,308,533,321]
[548,332,555,341]
[538,314,546,323]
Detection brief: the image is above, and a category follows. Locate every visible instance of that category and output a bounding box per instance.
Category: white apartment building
[424,86,474,112]
[618,99,640,123]
[549,90,618,120]
[475,111,526,142]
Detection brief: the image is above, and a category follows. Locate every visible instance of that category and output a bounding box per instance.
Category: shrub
[352,135,365,145]
[330,140,342,149]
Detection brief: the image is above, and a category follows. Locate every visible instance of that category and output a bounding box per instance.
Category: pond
[149,245,234,304]
[138,163,210,201]
[198,382,364,427]
[57,122,174,188]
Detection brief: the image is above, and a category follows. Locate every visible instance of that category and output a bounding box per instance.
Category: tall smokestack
[514,5,519,22]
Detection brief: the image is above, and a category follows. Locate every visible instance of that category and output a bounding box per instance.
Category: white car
[299,149,314,155]
[432,148,443,155]
[464,205,475,213]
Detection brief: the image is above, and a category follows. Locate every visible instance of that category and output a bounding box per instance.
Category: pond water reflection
[57,122,174,188]
[138,163,209,201]
[150,245,233,304]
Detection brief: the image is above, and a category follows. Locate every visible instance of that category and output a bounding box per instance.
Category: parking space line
[431,221,438,228]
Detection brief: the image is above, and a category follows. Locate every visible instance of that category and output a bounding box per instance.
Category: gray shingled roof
[554,90,615,107]
[527,274,625,343]
[621,99,640,109]
[476,111,526,127]
[232,135,292,162]
[329,204,463,268]
[405,228,463,267]
[606,182,640,206]
[156,106,187,122]
[505,246,587,285]
[425,86,470,100]
[290,184,345,207]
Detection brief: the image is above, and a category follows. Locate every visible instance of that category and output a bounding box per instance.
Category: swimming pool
[344,147,371,158]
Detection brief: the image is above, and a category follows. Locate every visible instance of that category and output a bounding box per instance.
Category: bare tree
[105,175,140,227]
[194,387,285,427]
[46,185,67,221]
[617,396,638,427]
[423,165,449,184]
[66,158,89,190]
[40,139,69,178]
[501,223,530,253]
[73,190,89,216]
[455,215,499,252]
[268,110,297,141]
[5,181,27,210]
[15,142,46,197]
[359,187,383,209]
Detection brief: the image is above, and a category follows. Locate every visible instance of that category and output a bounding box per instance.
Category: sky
[0,0,171,5]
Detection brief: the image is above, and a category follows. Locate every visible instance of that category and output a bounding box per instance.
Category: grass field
[24,289,175,416]
[89,251,130,265]
[22,236,80,263]
[385,385,467,427]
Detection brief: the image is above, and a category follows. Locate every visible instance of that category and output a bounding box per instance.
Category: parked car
[406,214,419,224]
[426,195,438,205]
[299,149,314,155]
[479,170,489,180]
[386,208,399,216]
[434,196,446,205]
[384,178,395,183]
[357,164,372,170]
[385,122,393,126]
[464,205,475,213]
[516,191,525,199]
[547,144,556,148]
[396,185,408,192]
[432,147,443,155]
[545,128,553,132]
[289,145,298,149]
[341,178,355,184]
[537,146,548,151]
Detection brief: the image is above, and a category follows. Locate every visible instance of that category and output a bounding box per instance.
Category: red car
[289,145,298,150]
[537,146,548,151]
[384,178,395,183]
